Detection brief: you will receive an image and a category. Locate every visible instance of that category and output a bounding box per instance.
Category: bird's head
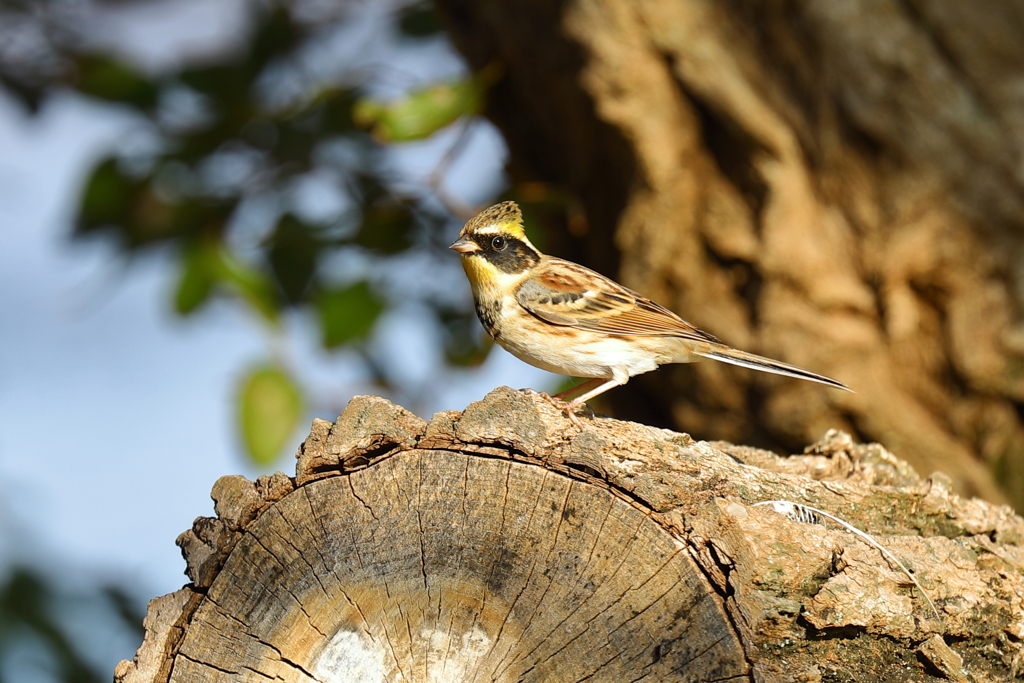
[449,202,541,284]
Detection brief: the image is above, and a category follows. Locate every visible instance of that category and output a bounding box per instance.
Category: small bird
[450,201,851,427]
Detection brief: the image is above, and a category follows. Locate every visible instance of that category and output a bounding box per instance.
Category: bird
[449,201,851,427]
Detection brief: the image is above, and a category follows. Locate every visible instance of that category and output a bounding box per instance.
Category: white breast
[494,312,666,381]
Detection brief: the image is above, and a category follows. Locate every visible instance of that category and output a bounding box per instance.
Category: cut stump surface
[174,452,744,682]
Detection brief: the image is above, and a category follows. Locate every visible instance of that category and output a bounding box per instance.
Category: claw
[564,404,585,429]
[536,391,587,429]
[538,391,567,411]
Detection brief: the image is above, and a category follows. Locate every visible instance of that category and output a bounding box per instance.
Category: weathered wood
[171,452,746,682]
[116,389,1024,682]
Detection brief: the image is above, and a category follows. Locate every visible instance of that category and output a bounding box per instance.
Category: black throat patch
[474,300,500,338]
[471,235,540,274]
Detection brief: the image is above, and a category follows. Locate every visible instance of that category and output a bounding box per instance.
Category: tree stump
[115,388,1024,682]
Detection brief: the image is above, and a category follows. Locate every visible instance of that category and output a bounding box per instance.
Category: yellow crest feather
[459,201,526,239]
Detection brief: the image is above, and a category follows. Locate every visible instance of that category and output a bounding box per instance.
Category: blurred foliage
[239,364,305,465]
[353,71,491,142]
[317,281,385,348]
[433,303,493,366]
[0,0,510,467]
[174,240,280,323]
[0,2,572,680]
[397,0,442,37]
[0,567,144,683]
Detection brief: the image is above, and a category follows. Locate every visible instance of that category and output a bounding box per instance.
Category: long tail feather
[698,345,852,392]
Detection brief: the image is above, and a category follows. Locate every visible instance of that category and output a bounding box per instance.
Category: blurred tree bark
[435,0,1024,507]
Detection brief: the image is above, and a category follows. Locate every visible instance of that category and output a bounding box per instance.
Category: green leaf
[77,158,224,248]
[215,250,281,325]
[75,55,159,108]
[238,364,304,465]
[316,281,385,348]
[352,77,485,142]
[174,243,218,315]
[77,158,136,233]
[172,241,280,322]
[398,1,441,38]
[267,214,321,304]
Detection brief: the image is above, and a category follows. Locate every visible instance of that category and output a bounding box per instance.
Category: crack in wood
[511,493,617,659]
[245,532,329,640]
[240,664,279,680]
[346,476,379,521]
[299,484,380,649]
[263,509,331,638]
[260,638,319,681]
[481,468,555,680]
[666,633,732,678]
[174,651,239,677]
[489,476,575,681]
[545,549,688,671]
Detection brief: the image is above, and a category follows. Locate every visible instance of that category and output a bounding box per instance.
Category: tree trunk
[115,390,1024,682]
[434,0,1024,508]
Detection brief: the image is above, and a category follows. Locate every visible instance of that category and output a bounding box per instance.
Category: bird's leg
[550,377,625,428]
[552,377,605,401]
[563,405,585,429]
[537,378,602,427]
[564,378,623,409]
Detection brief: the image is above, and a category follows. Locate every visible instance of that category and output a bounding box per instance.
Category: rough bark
[434,0,1024,508]
[116,390,1024,682]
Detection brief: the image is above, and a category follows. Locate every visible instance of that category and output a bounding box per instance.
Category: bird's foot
[520,388,593,429]
[552,395,594,429]
[563,405,584,429]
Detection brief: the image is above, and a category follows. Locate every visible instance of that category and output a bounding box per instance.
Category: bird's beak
[449,236,479,254]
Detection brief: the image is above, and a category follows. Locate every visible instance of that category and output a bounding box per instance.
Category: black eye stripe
[471,234,519,251]
[470,234,540,274]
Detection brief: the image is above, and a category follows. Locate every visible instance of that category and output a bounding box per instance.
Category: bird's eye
[491,235,508,251]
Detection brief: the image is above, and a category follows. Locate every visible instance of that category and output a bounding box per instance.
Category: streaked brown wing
[516,257,720,343]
